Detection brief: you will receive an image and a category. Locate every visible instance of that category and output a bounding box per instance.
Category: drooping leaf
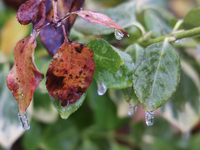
[134,40,180,111]
[161,61,200,133]
[17,0,46,30]
[74,1,136,36]
[46,40,95,106]
[0,15,29,56]
[87,38,133,89]
[76,10,129,37]
[0,64,25,149]
[40,0,85,56]
[183,7,200,29]
[6,33,44,114]
[51,93,86,119]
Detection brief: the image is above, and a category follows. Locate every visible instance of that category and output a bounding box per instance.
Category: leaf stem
[138,26,200,47]
[52,0,59,23]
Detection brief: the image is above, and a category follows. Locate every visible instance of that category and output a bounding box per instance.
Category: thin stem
[138,26,200,47]
[62,24,68,42]
[52,0,59,23]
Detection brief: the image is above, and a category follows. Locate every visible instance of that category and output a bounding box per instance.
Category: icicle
[114,29,124,40]
[97,82,107,96]
[145,111,154,126]
[128,104,137,116]
[18,111,30,130]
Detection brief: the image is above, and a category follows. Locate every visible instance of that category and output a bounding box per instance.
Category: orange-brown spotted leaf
[46,40,95,106]
[17,0,46,30]
[6,33,44,114]
[76,10,129,37]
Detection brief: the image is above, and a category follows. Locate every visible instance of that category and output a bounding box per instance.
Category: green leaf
[87,39,134,89]
[161,61,200,133]
[22,119,41,150]
[87,38,124,73]
[191,133,200,150]
[134,41,180,111]
[183,7,200,29]
[121,87,139,105]
[51,93,86,119]
[125,44,145,65]
[0,64,25,149]
[144,10,172,37]
[74,1,136,35]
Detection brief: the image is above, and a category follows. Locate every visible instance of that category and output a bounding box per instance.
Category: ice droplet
[114,29,124,40]
[175,40,179,43]
[97,82,107,96]
[18,111,30,130]
[145,111,154,126]
[128,104,137,116]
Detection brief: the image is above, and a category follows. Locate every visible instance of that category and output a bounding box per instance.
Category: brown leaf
[46,40,95,106]
[2,0,27,10]
[39,0,85,56]
[6,33,44,114]
[17,0,46,30]
[76,10,129,37]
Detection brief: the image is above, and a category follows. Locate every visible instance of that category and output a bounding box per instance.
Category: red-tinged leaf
[6,33,44,114]
[40,0,85,56]
[46,40,95,106]
[76,10,129,37]
[2,0,27,10]
[17,0,46,30]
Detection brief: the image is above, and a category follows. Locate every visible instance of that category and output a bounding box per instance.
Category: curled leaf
[6,33,44,114]
[17,0,46,30]
[46,40,95,106]
[76,10,129,37]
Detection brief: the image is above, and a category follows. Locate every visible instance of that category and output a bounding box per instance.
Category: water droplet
[97,82,107,96]
[145,111,154,126]
[175,40,179,43]
[128,104,137,116]
[101,48,108,54]
[114,29,124,40]
[18,111,30,130]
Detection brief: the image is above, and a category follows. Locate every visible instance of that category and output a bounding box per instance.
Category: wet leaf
[17,0,46,30]
[40,0,85,56]
[74,1,136,36]
[161,61,200,133]
[6,33,44,114]
[76,10,129,37]
[0,15,29,56]
[183,7,200,29]
[86,38,124,73]
[0,64,25,149]
[87,39,133,89]
[46,40,95,106]
[134,40,180,111]
[51,93,86,119]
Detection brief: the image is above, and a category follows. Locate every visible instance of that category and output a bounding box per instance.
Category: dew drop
[97,82,107,96]
[114,29,124,40]
[145,111,154,126]
[18,111,30,130]
[128,104,137,116]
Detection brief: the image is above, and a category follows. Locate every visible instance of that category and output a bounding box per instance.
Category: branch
[137,26,200,47]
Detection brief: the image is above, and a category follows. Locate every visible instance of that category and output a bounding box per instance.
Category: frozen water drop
[175,40,179,43]
[128,104,137,116]
[114,29,124,40]
[145,111,154,126]
[97,82,107,96]
[18,111,30,130]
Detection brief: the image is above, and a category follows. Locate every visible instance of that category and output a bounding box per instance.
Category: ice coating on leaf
[76,10,129,38]
[46,40,95,106]
[17,0,46,30]
[6,33,44,114]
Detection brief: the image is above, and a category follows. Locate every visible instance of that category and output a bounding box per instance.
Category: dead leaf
[17,0,46,30]
[6,33,44,114]
[46,40,95,106]
[76,10,129,37]
[39,0,85,56]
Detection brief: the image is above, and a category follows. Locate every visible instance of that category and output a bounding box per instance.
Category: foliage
[0,0,200,149]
